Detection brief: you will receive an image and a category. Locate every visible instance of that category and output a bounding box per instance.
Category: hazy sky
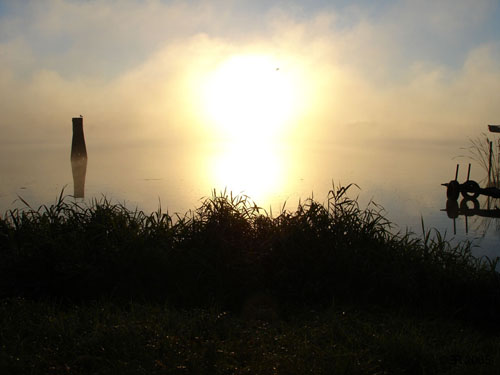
[1,0,500,145]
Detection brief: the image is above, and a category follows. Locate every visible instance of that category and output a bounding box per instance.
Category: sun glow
[201,55,301,141]
[209,140,285,205]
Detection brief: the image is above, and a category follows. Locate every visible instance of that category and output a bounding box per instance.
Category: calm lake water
[1,136,499,260]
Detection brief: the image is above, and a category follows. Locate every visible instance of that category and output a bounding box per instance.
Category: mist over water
[1,1,499,259]
[1,125,498,260]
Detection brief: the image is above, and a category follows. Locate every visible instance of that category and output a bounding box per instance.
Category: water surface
[1,137,498,260]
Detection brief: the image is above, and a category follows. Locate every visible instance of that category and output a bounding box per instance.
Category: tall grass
[463,134,500,187]
[1,185,499,324]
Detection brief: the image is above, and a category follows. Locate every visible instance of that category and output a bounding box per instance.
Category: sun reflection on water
[209,140,286,206]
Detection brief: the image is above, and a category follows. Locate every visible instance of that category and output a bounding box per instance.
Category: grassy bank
[2,298,500,374]
[1,185,498,317]
[1,185,499,373]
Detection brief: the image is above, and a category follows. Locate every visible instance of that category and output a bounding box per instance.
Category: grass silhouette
[1,184,498,320]
[1,184,500,373]
[463,134,500,187]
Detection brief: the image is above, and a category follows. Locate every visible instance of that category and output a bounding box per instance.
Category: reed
[463,134,500,187]
[0,185,499,323]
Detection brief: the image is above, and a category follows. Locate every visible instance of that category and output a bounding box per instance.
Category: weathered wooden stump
[71,117,87,198]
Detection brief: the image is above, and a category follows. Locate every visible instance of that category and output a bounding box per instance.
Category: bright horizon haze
[1,0,499,147]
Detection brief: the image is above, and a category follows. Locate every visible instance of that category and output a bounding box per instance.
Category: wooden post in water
[71,117,87,198]
[488,141,493,186]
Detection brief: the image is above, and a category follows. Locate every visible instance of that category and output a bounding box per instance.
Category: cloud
[0,0,499,147]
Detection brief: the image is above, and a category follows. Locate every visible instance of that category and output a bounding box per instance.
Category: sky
[1,0,500,146]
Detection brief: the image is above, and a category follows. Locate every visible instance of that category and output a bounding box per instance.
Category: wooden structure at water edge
[71,116,88,198]
[442,124,500,201]
[442,164,500,201]
[488,124,500,133]
[442,163,500,234]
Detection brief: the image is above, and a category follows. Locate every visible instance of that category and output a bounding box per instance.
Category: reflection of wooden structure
[71,117,87,198]
[443,198,500,234]
[445,198,500,219]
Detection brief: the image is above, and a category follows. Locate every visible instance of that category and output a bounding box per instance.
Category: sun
[201,54,300,141]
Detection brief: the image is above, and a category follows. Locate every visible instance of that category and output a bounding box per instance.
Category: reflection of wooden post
[71,117,87,198]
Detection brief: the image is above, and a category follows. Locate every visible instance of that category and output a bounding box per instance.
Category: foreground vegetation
[2,298,500,374]
[463,134,500,187]
[1,185,499,373]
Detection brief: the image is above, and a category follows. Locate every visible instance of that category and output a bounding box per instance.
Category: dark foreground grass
[2,298,500,375]
[1,185,500,373]
[1,185,498,319]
